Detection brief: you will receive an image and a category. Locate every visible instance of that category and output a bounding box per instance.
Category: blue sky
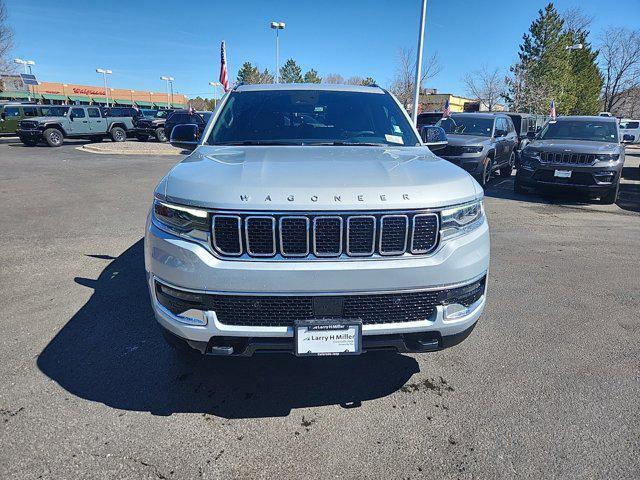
[6,0,640,99]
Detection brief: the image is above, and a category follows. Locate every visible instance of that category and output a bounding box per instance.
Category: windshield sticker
[393,125,402,133]
[385,134,404,145]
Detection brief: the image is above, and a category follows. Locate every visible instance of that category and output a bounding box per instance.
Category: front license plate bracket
[294,319,362,356]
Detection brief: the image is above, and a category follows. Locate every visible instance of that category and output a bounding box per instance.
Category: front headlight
[595,153,619,162]
[152,199,209,240]
[461,145,483,154]
[440,200,484,240]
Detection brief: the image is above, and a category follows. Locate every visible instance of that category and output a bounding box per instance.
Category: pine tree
[303,69,321,83]
[237,62,260,84]
[361,77,377,86]
[280,59,303,83]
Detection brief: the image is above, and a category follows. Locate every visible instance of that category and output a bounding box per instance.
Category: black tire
[110,127,126,142]
[19,136,38,147]
[500,151,515,177]
[476,156,493,188]
[162,328,198,356]
[89,135,103,143]
[43,128,64,147]
[136,134,149,142]
[598,184,619,205]
[514,177,527,194]
[155,127,167,143]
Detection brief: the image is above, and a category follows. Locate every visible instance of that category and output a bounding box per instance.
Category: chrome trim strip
[211,215,243,256]
[245,216,276,257]
[346,215,376,257]
[153,271,488,297]
[379,214,409,256]
[410,213,440,254]
[312,216,343,257]
[279,216,310,257]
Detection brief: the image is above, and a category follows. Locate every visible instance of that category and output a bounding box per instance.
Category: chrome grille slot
[346,216,376,256]
[245,216,276,257]
[411,214,439,254]
[379,215,408,255]
[279,216,309,257]
[313,216,342,256]
[542,152,595,165]
[209,210,441,260]
[212,215,242,255]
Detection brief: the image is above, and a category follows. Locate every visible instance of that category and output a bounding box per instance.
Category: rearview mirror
[622,133,634,144]
[170,124,200,151]
[420,126,447,152]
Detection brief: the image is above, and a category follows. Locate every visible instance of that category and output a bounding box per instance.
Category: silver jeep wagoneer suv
[145,84,489,357]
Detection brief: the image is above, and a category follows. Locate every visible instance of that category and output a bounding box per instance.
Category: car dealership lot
[0,138,638,479]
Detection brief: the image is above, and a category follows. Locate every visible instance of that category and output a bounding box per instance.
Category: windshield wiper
[308,141,389,147]
[216,140,304,146]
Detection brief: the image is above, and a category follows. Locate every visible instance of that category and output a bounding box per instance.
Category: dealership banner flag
[550,99,556,120]
[220,41,229,92]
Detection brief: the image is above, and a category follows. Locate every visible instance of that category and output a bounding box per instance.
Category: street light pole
[96,68,112,107]
[270,22,285,83]
[160,76,174,109]
[412,0,428,125]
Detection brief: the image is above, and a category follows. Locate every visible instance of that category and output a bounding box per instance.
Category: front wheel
[500,151,515,177]
[476,157,493,188]
[155,127,167,142]
[110,127,126,142]
[43,128,64,147]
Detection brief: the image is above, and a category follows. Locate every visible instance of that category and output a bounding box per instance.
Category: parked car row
[1,102,213,147]
[421,111,635,204]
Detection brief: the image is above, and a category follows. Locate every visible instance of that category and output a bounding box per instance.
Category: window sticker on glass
[385,134,404,145]
[393,125,402,133]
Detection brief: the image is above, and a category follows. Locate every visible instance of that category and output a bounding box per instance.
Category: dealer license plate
[294,319,362,356]
[554,169,572,178]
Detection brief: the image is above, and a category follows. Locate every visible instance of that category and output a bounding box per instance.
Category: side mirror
[622,134,634,144]
[170,124,200,151]
[420,126,447,151]
[535,126,542,133]
[526,131,536,140]
[494,129,506,138]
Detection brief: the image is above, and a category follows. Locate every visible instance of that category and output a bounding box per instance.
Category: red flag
[219,41,229,92]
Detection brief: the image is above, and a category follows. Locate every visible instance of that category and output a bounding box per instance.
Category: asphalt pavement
[0,137,638,479]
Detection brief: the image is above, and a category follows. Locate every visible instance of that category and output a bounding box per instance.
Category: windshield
[206,90,420,146]
[436,116,493,136]
[539,120,618,142]
[40,106,69,117]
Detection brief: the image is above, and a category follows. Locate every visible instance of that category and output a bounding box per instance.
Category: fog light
[178,309,208,326]
[443,303,471,319]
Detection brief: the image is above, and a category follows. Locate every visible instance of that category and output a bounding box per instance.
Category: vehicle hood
[445,134,490,146]
[158,145,482,211]
[528,139,621,153]
[20,116,66,123]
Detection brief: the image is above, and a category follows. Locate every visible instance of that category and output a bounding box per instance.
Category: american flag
[219,41,229,92]
[442,99,451,118]
[550,99,556,120]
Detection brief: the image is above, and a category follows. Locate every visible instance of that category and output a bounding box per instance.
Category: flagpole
[412,0,428,125]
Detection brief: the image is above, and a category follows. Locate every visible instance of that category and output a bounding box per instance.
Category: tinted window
[539,120,618,142]
[436,115,494,137]
[71,108,86,118]
[4,106,20,117]
[207,90,420,146]
[620,121,639,129]
[507,115,522,133]
[169,114,189,124]
[41,106,69,117]
[88,108,101,118]
[23,106,38,117]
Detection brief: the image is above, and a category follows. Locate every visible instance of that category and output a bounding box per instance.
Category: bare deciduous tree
[324,73,345,84]
[599,27,640,114]
[561,6,593,33]
[0,0,15,73]
[389,47,441,112]
[463,65,505,111]
[345,76,364,85]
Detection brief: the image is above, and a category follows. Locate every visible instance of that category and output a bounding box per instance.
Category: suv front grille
[210,211,439,259]
[541,152,595,165]
[438,145,464,156]
[19,120,39,130]
[155,276,486,327]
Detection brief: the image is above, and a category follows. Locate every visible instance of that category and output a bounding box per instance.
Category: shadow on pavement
[37,240,420,418]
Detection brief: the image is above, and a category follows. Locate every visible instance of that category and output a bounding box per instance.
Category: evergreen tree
[237,62,274,84]
[280,59,303,83]
[361,77,377,86]
[303,69,322,83]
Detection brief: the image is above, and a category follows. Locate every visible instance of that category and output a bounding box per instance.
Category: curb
[78,145,182,156]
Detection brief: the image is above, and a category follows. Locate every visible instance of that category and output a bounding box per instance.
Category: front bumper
[16,128,43,140]
[516,157,623,193]
[439,155,484,175]
[145,215,490,354]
